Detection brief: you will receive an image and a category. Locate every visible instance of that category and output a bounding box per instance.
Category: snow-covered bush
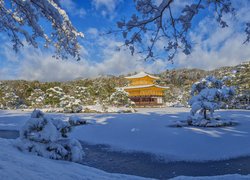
[74,86,94,105]
[69,116,87,126]
[16,109,84,162]
[91,80,112,105]
[164,87,189,107]
[27,89,45,108]
[110,88,132,107]
[19,104,28,109]
[231,91,250,109]
[60,95,82,113]
[188,76,235,126]
[2,91,21,109]
[45,87,65,107]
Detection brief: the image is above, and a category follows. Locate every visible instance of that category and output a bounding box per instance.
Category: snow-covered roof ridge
[122,84,169,89]
[125,72,160,79]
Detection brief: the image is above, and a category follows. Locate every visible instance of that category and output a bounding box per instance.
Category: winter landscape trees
[188,76,235,127]
[110,88,133,107]
[0,62,249,111]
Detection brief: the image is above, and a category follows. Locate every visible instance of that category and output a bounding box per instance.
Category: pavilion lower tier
[129,96,164,106]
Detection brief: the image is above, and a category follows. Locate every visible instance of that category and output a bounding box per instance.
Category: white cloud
[13,49,168,81]
[0,31,170,81]
[92,0,122,18]
[0,67,15,80]
[92,0,118,12]
[86,28,99,37]
[0,44,20,62]
[172,2,250,70]
[60,0,86,18]
[175,33,250,70]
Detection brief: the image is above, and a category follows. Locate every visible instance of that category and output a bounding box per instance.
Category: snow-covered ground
[1,135,249,180]
[0,110,30,130]
[0,138,150,180]
[173,174,250,179]
[70,108,250,162]
[0,108,250,179]
[1,108,250,161]
[19,104,134,113]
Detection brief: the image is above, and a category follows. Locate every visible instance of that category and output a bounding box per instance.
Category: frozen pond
[0,129,19,139]
[1,129,250,179]
[80,141,250,179]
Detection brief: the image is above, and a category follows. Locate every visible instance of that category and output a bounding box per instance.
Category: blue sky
[0,0,250,81]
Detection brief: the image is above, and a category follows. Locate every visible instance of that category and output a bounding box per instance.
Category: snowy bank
[19,104,135,113]
[0,138,151,180]
[172,174,250,180]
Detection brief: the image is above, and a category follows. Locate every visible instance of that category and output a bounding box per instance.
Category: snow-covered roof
[125,72,160,79]
[122,84,169,90]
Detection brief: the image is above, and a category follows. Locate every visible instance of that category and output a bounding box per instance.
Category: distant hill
[0,61,249,109]
[158,61,250,106]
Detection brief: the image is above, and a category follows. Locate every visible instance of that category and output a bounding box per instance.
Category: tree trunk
[204,109,207,120]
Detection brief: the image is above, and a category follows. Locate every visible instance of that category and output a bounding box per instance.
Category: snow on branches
[110,88,132,107]
[115,0,248,61]
[60,95,82,113]
[188,76,235,126]
[16,109,84,162]
[0,0,83,60]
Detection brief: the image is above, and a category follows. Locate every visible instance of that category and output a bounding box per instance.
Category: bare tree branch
[0,0,83,60]
[114,0,248,62]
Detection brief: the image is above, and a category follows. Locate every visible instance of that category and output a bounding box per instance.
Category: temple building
[123,72,168,106]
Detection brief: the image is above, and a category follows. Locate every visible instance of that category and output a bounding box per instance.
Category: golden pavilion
[123,72,168,106]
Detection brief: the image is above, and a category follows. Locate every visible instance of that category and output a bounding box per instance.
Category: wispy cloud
[173,2,250,70]
[0,28,170,81]
[92,0,123,18]
[60,0,86,18]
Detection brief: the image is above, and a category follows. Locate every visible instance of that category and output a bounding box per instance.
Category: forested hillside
[0,61,249,110]
[160,61,250,107]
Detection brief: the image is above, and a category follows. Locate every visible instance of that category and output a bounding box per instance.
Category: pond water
[0,130,249,179]
[80,142,250,179]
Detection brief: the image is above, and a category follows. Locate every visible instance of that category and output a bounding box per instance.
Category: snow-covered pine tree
[27,89,46,108]
[188,76,235,126]
[2,91,21,109]
[74,86,93,105]
[45,87,65,108]
[16,109,84,162]
[110,88,132,107]
[60,95,82,113]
